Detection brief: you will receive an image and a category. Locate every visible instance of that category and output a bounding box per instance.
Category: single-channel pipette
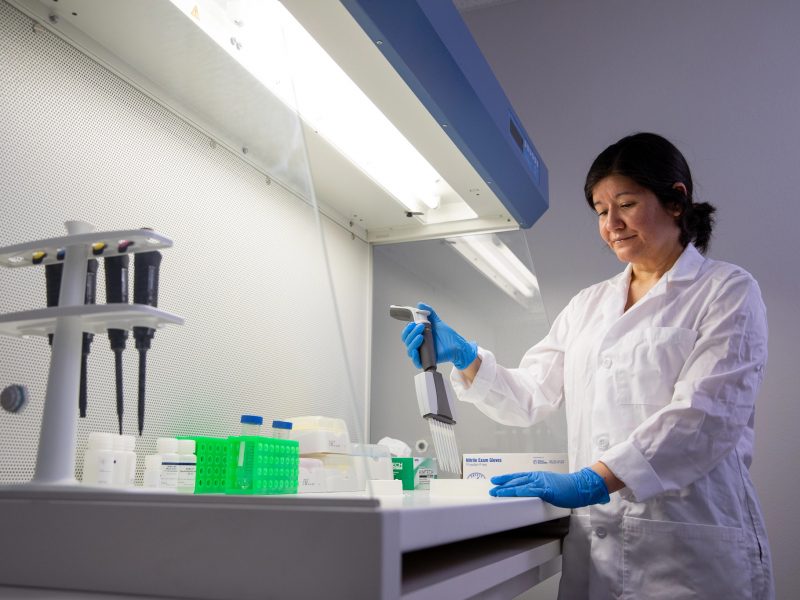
[133,249,162,436]
[105,253,130,434]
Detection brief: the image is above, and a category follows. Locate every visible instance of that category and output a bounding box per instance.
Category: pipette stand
[0,221,184,487]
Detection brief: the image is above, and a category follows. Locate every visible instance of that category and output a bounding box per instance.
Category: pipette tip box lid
[289,415,352,455]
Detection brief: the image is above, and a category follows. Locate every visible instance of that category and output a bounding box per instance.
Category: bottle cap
[87,432,113,451]
[240,415,263,425]
[112,435,126,451]
[177,439,196,454]
[122,435,136,451]
[272,420,293,430]
[156,437,178,454]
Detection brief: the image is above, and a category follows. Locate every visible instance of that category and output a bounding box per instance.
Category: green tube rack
[225,436,300,495]
[179,436,228,494]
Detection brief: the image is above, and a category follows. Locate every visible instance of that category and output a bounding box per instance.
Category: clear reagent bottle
[271,420,293,440]
[240,414,263,436]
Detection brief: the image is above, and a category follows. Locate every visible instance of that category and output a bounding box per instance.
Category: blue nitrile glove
[489,467,611,509]
[400,302,478,370]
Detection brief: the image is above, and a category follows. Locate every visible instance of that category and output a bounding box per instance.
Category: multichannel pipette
[105,253,130,434]
[132,249,162,436]
[389,305,462,475]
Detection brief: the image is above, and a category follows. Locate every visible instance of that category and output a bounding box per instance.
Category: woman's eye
[597,210,607,217]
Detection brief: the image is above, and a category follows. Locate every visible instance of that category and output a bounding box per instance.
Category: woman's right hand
[400,302,478,370]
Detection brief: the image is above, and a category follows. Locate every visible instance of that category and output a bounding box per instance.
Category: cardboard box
[392,457,438,490]
[462,453,568,481]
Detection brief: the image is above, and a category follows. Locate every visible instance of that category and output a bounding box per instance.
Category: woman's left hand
[490,467,611,508]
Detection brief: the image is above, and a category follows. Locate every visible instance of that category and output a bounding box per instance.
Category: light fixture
[446,234,540,307]
[169,0,473,217]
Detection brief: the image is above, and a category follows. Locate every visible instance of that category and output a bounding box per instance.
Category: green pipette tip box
[224,436,300,495]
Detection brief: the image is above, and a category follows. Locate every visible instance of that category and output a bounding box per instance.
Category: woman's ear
[671,182,688,216]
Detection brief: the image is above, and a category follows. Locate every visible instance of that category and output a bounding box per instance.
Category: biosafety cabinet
[0,1,568,598]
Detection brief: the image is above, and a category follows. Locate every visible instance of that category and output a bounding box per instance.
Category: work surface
[0,486,569,599]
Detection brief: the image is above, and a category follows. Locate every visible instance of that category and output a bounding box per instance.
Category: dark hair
[584,132,716,253]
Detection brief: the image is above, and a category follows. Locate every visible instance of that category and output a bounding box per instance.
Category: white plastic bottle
[82,432,115,486]
[124,435,137,487]
[111,435,127,487]
[111,435,137,488]
[177,439,197,494]
[157,437,180,490]
[143,454,162,488]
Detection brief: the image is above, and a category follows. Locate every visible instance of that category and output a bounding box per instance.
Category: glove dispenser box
[462,453,568,480]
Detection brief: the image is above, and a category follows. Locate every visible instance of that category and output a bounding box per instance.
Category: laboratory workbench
[0,486,569,600]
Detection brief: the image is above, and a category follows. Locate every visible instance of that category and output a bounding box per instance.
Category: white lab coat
[451,244,774,599]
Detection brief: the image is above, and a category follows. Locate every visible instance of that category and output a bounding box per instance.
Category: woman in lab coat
[401,133,774,599]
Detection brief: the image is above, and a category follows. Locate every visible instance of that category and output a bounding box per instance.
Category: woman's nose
[605,209,624,230]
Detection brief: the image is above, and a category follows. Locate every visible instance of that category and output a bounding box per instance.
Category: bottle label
[160,461,179,488]
[178,463,196,492]
[96,454,114,485]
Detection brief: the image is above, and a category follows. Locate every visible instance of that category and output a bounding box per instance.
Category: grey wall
[462,1,800,597]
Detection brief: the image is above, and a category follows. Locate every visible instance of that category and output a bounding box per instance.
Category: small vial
[271,420,293,440]
[240,414,263,436]
[177,439,197,494]
[156,437,179,490]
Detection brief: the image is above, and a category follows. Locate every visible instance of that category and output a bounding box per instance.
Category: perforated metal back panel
[0,1,370,484]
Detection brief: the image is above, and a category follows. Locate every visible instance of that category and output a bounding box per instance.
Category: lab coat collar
[614,243,705,290]
[607,244,705,318]
[667,243,705,283]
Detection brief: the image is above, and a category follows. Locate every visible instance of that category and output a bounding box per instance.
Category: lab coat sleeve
[600,272,768,502]
[449,299,572,427]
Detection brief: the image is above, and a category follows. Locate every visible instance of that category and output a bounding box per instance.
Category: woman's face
[591,175,683,269]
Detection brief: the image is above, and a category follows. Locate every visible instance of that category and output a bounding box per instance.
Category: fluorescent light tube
[447,234,540,307]
[170,0,460,215]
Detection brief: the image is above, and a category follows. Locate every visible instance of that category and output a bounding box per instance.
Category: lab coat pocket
[621,516,752,600]
[614,327,697,405]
